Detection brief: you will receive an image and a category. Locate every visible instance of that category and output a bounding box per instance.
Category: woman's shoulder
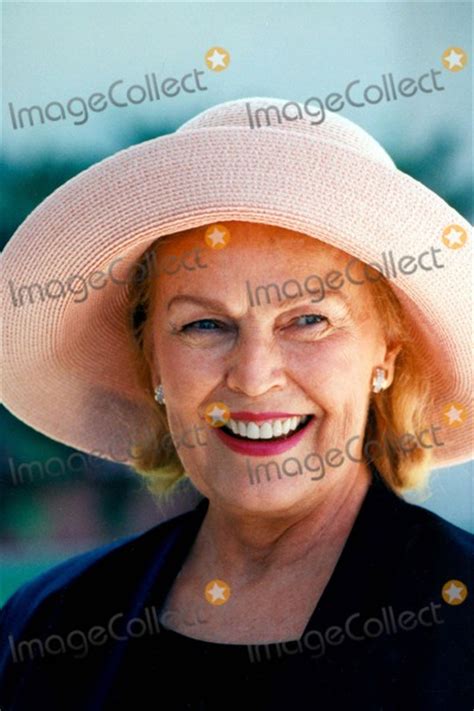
[0,500,207,667]
[395,490,473,554]
[375,474,472,539]
[368,476,473,591]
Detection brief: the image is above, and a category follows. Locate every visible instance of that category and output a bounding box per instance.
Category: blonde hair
[127,236,433,496]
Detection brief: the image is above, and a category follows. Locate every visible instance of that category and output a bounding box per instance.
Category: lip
[213,416,314,456]
[230,411,304,422]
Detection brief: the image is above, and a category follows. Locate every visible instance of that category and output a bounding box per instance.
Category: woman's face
[150,221,398,513]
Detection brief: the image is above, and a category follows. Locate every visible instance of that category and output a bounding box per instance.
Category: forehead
[157,221,344,260]
[152,221,376,314]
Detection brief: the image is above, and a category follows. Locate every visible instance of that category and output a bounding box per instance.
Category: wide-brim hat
[1,97,472,467]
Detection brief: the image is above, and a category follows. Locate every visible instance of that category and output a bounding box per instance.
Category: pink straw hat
[1,97,472,467]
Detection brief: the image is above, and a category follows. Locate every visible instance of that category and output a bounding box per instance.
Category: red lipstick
[213,416,314,456]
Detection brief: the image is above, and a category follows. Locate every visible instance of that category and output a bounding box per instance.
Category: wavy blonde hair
[127,234,434,497]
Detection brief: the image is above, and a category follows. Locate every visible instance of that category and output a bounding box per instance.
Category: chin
[205,474,322,514]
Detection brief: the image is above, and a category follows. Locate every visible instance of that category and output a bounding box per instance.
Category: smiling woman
[127,222,433,496]
[1,98,472,710]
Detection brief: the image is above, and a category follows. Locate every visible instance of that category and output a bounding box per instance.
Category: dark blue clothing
[1,473,473,710]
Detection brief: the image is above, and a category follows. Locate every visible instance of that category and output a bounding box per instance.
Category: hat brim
[2,127,472,467]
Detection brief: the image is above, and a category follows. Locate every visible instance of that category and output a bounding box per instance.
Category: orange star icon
[441,224,468,250]
[204,579,231,605]
[441,579,468,605]
[204,224,231,249]
[205,47,230,72]
[442,402,468,428]
[204,402,231,428]
[441,47,468,72]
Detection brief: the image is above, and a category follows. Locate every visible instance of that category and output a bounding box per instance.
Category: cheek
[294,335,374,397]
[151,330,220,400]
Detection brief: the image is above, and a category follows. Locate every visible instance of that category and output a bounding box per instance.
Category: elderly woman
[0,98,472,710]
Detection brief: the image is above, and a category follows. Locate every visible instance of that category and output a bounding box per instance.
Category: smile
[213,414,315,457]
[223,415,311,441]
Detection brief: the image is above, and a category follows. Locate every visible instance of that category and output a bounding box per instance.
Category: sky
[3,1,472,173]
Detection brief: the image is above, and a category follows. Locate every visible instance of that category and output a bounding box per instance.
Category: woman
[1,98,472,710]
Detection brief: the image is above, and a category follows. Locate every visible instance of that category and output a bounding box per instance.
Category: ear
[379,342,402,388]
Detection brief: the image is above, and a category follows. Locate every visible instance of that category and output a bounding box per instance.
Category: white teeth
[246,422,260,439]
[259,423,274,439]
[272,420,283,437]
[226,415,310,440]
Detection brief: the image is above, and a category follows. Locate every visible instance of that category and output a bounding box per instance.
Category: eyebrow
[167,290,350,312]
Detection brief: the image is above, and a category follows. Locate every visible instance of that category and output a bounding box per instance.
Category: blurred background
[1,1,472,605]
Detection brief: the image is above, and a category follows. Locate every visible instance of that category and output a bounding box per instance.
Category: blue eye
[179,315,327,334]
[182,319,222,331]
[295,314,327,327]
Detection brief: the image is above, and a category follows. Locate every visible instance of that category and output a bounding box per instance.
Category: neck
[194,463,372,581]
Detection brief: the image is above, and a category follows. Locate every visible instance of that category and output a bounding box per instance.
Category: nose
[225,329,287,398]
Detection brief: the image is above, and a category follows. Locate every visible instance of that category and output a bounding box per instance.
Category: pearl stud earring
[372,367,387,393]
[154,384,166,405]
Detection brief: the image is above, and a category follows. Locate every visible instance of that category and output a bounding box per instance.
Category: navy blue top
[1,472,473,710]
